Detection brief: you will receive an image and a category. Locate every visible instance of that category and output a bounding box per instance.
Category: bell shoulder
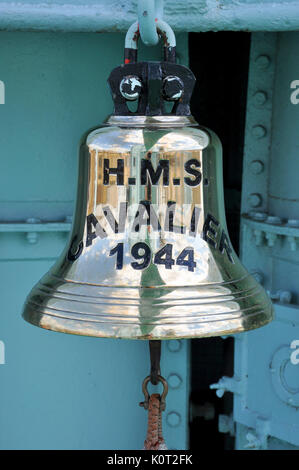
[195,125,223,154]
[79,119,220,154]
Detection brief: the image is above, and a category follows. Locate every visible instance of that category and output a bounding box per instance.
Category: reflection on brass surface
[23,115,273,339]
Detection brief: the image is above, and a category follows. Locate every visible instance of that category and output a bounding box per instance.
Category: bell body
[23,115,273,339]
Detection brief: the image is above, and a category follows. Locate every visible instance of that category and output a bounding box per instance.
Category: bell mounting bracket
[107,20,196,116]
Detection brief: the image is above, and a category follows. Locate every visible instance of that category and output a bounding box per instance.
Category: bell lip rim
[22,307,274,340]
[104,114,199,128]
[36,271,259,290]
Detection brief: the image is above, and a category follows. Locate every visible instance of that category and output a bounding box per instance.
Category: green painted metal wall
[1,0,299,32]
[211,32,299,449]
[2,6,299,451]
[0,31,190,450]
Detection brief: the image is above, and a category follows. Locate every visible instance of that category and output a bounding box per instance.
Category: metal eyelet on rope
[137,0,164,46]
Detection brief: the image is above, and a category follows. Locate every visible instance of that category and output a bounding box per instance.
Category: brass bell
[22,24,273,340]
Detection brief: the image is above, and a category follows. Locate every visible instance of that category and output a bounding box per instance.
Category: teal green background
[0,32,189,450]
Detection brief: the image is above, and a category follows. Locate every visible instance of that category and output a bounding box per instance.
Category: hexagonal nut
[120,76,142,101]
[163,76,184,101]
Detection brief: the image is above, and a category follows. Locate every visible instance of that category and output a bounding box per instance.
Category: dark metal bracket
[149,340,161,385]
[107,61,196,116]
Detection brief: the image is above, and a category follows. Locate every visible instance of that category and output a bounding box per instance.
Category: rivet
[167,373,183,389]
[250,160,264,175]
[250,211,267,221]
[266,216,282,225]
[26,217,41,224]
[25,218,40,244]
[277,290,292,304]
[255,55,271,69]
[252,271,263,284]
[248,193,262,208]
[26,232,38,244]
[265,232,277,247]
[218,414,234,435]
[287,236,297,252]
[287,219,299,228]
[166,411,181,427]
[253,229,263,246]
[251,125,267,139]
[167,340,182,352]
[253,91,267,107]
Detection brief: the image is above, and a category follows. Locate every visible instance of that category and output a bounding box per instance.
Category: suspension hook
[139,340,168,411]
[124,18,176,63]
[138,0,164,46]
[149,340,161,385]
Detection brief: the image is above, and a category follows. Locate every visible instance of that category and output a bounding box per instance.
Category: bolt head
[120,76,142,101]
[163,76,184,101]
